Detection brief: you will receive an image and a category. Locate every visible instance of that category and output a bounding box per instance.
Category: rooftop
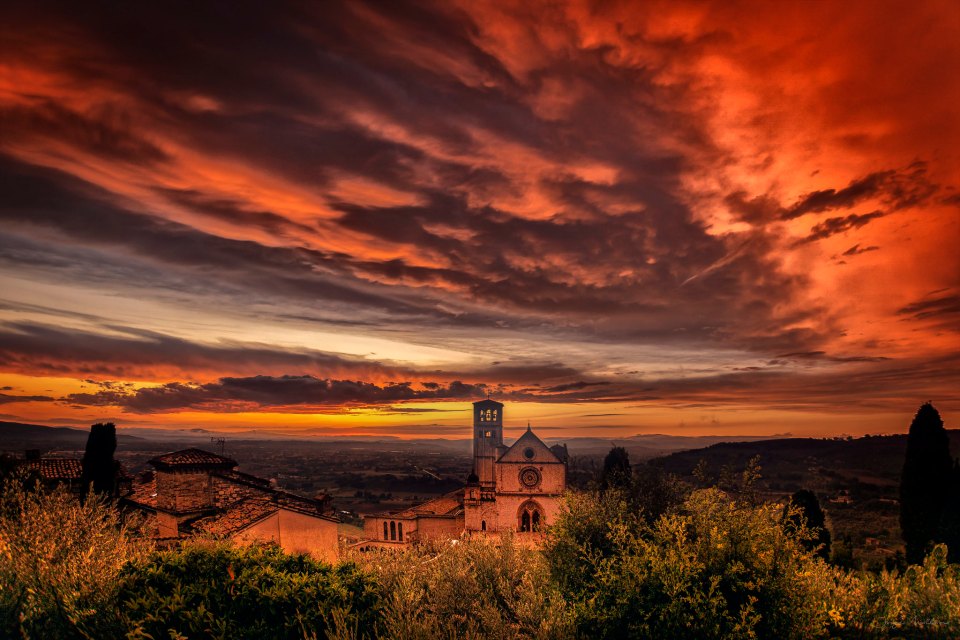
[148,448,237,470]
[388,489,464,519]
[20,458,83,481]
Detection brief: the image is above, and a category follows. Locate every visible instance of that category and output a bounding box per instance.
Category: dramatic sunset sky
[0,1,957,438]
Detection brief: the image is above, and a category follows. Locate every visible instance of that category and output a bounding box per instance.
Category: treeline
[3,474,960,639]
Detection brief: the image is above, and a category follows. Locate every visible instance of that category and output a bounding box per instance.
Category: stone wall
[234,509,339,563]
[155,469,213,512]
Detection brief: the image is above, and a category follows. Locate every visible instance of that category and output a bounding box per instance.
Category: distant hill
[650,430,960,566]
[0,421,144,454]
[652,431,960,490]
[550,434,778,460]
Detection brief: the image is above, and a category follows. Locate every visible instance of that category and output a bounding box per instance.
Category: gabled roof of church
[497,427,563,464]
[473,398,503,407]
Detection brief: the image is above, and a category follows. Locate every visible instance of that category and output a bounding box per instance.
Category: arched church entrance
[517,500,544,532]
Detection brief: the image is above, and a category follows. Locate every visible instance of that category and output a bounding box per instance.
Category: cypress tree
[938,460,960,563]
[600,446,632,492]
[785,489,831,560]
[81,422,118,499]
[899,403,952,564]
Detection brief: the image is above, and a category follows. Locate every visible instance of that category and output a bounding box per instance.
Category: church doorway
[517,501,544,532]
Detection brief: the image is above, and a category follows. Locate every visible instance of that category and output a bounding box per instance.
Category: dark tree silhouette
[785,489,831,560]
[899,403,952,564]
[81,422,118,499]
[599,446,632,492]
[938,461,960,563]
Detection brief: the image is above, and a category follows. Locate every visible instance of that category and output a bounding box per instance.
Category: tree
[899,403,952,564]
[599,446,632,491]
[785,489,831,560]
[81,422,118,498]
[937,460,960,563]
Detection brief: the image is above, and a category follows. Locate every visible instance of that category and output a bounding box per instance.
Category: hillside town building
[363,399,567,547]
[124,448,340,562]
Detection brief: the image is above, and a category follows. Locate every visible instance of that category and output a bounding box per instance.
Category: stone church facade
[363,399,567,546]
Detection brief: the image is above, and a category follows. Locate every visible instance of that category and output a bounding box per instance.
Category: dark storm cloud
[0,156,436,317]
[783,162,938,220]
[0,0,956,431]
[0,321,408,380]
[57,350,960,414]
[0,392,53,405]
[841,244,879,256]
[798,211,886,244]
[1,0,834,363]
[154,187,317,236]
[0,101,170,164]
[63,375,488,413]
[897,293,960,331]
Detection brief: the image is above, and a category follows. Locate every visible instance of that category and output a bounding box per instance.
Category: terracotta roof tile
[390,489,464,518]
[191,498,278,536]
[148,448,237,469]
[20,458,83,480]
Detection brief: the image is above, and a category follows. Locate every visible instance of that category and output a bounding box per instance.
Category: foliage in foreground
[0,479,149,639]
[3,475,960,639]
[119,543,380,640]
[354,535,573,640]
[546,486,960,639]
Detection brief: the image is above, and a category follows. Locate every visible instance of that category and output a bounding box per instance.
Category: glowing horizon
[0,1,957,438]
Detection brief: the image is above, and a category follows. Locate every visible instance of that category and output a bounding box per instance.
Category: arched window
[390,521,396,540]
[481,520,487,531]
[398,522,403,541]
[492,410,497,420]
[517,501,544,533]
[383,521,388,540]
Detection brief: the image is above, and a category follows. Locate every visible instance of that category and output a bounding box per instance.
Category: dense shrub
[0,479,149,639]
[119,543,381,639]
[545,487,836,639]
[357,535,573,640]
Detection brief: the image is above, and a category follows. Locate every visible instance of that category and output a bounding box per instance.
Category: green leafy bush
[0,478,149,639]
[358,535,573,639]
[545,487,837,639]
[118,542,381,640]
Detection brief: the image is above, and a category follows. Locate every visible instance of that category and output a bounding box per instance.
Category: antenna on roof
[210,437,226,455]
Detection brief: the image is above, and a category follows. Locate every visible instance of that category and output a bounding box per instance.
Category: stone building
[124,448,340,562]
[363,399,567,547]
[16,451,132,497]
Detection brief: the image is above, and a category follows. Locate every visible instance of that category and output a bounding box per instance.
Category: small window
[383,522,388,540]
[398,522,403,541]
[485,430,492,437]
[481,520,487,531]
[523,447,535,460]
[390,521,396,541]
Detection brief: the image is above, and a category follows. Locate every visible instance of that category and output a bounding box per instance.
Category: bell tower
[473,399,504,488]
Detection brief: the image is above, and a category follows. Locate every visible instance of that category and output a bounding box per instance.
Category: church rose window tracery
[519,466,541,488]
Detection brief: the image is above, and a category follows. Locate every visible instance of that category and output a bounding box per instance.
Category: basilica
[363,399,568,546]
